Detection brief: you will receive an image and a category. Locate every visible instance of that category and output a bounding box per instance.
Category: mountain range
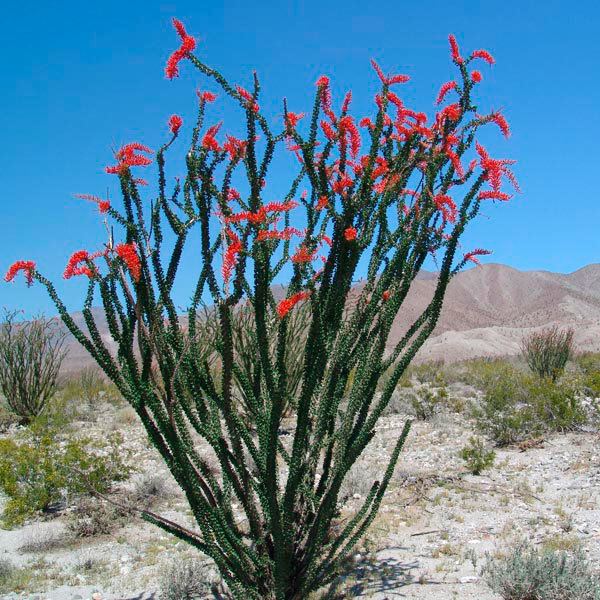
[59,263,600,372]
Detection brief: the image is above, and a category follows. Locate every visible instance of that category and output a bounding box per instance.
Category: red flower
[222,229,242,286]
[445,148,464,178]
[63,249,106,279]
[478,190,512,201]
[464,248,492,265]
[370,59,410,85]
[332,175,353,195]
[489,112,511,138]
[133,178,149,186]
[440,103,461,122]
[262,200,299,214]
[382,290,391,301]
[476,142,520,193]
[115,243,141,282]
[291,245,316,264]
[165,18,196,79]
[436,81,457,105]
[316,195,329,210]
[75,194,110,214]
[433,194,457,223]
[344,227,357,241]
[5,261,36,286]
[321,120,337,141]
[236,85,259,113]
[168,114,183,135]
[448,34,463,64]
[471,49,495,65]
[257,227,303,241]
[201,122,223,152]
[106,143,153,174]
[316,75,330,87]
[285,111,305,129]
[227,188,241,202]
[277,290,310,318]
[338,115,361,158]
[223,135,248,160]
[470,70,483,83]
[198,90,217,103]
[359,117,374,129]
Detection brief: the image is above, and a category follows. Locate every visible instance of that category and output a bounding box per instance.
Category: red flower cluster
[222,230,242,286]
[471,49,495,65]
[344,227,357,241]
[115,243,141,282]
[5,261,36,286]
[106,143,153,175]
[277,290,311,318]
[433,194,457,223]
[370,59,410,85]
[256,227,303,242]
[168,114,183,135]
[202,123,223,152]
[198,90,217,103]
[236,85,259,113]
[464,248,492,265]
[436,81,457,105]
[75,194,110,214]
[476,142,520,197]
[291,245,316,264]
[63,249,106,279]
[165,18,196,79]
[448,34,463,64]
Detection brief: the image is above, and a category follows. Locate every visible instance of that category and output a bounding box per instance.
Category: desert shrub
[0,426,132,527]
[460,436,495,475]
[159,557,219,600]
[130,474,169,508]
[0,310,67,424]
[473,372,586,446]
[574,353,600,398]
[6,19,517,597]
[409,361,447,386]
[67,497,128,537]
[522,326,574,382]
[409,386,447,420]
[484,544,600,600]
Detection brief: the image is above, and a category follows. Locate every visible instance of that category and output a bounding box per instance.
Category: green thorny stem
[15,28,517,600]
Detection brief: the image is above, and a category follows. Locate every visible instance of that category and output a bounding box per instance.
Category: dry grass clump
[484,543,600,600]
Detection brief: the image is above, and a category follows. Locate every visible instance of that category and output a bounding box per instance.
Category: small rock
[460,576,479,583]
[92,593,102,600]
[353,493,362,499]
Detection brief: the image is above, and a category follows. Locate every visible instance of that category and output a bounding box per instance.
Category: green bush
[473,372,586,446]
[409,386,447,420]
[0,425,132,527]
[522,326,574,382]
[460,436,495,475]
[484,543,600,600]
[0,310,67,424]
[159,557,219,600]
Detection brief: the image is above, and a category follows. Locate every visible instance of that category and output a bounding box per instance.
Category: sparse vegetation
[460,436,496,475]
[473,371,586,446]
[484,543,600,600]
[67,497,128,538]
[522,326,574,382]
[0,310,67,424]
[159,557,218,600]
[0,425,132,526]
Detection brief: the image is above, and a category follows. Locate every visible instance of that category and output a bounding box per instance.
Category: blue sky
[2,0,599,316]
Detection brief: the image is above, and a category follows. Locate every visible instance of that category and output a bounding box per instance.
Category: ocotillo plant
[5,20,517,599]
[522,326,574,382]
[0,310,67,424]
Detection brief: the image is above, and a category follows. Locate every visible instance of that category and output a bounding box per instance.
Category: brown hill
[59,263,600,372]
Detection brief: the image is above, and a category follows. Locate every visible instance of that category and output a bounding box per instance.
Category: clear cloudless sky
[1,0,599,316]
